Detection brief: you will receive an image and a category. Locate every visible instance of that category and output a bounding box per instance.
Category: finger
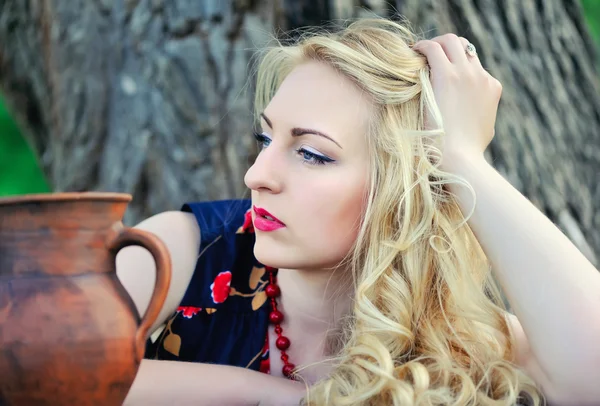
[430,34,468,65]
[413,40,452,72]
[458,37,483,68]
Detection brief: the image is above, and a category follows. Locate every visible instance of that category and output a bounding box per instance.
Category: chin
[253,240,303,269]
[253,244,289,269]
[253,240,343,271]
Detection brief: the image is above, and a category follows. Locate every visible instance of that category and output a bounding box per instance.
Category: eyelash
[253,132,334,166]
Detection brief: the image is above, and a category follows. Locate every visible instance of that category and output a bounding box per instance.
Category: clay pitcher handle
[106,223,172,361]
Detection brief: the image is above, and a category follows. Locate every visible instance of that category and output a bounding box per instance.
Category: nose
[244,146,283,194]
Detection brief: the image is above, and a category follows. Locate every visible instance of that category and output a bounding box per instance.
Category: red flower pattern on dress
[241,208,254,233]
[177,306,202,319]
[210,271,232,304]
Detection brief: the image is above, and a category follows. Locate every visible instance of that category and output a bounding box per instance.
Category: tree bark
[0,0,284,222]
[0,0,598,264]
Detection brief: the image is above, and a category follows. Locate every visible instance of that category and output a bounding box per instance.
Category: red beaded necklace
[264,266,296,379]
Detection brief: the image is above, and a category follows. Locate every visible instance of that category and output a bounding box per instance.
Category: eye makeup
[252,132,336,166]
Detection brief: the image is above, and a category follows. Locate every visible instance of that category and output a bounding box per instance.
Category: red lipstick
[253,206,285,232]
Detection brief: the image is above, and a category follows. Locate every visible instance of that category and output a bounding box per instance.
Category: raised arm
[445,153,600,403]
[415,35,600,404]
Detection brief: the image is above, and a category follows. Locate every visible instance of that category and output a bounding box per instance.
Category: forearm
[446,154,600,389]
[124,359,305,406]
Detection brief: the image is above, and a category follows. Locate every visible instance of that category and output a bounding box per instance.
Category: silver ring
[466,43,477,57]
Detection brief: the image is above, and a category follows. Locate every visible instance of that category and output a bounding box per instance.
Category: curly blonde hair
[254,17,542,406]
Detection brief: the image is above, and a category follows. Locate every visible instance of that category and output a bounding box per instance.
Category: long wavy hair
[253,18,542,405]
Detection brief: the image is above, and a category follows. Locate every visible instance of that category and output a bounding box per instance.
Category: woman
[119,19,600,405]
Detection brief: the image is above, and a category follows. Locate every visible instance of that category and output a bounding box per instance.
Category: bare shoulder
[117,210,201,335]
[136,210,200,241]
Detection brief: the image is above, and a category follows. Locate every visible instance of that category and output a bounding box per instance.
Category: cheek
[330,189,365,242]
[303,174,367,253]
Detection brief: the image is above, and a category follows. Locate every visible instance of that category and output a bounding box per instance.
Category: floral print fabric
[145,199,271,371]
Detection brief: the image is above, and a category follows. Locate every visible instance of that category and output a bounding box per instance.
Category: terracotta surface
[0,192,172,405]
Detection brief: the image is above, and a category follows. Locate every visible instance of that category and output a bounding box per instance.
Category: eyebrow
[260,113,343,149]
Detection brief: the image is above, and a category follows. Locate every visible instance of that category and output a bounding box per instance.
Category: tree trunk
[0,0,598,264]
[0,0,285,222]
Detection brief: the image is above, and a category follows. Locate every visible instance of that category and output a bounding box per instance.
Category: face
[244,61,372,271]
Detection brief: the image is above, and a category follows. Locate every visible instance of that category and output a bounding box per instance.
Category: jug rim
[0,192,132,205]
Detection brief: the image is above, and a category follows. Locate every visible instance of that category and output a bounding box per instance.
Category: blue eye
[253,132,334,166]
[296,148,335,166]
[253,132,271,149]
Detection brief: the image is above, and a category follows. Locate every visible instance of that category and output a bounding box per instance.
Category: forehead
[264,61,372,146]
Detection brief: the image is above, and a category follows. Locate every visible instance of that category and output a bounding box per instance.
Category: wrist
[441,149,489,175]
[440,151,495,201]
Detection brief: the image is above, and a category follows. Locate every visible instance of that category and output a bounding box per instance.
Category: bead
[264,267,296,381]
[269,310,284,324]
[282,364,296,378]
[276,336,290,350]
[265,284,281,298]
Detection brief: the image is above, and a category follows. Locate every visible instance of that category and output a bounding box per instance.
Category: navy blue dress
[145,199,271,373]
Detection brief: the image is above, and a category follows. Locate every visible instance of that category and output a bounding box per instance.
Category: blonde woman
[119,19,600,405]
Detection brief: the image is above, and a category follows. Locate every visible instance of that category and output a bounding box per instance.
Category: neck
[274,266,353,380]
[278,266,353,332]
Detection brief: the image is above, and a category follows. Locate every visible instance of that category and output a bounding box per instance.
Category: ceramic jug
[0,192,171,405]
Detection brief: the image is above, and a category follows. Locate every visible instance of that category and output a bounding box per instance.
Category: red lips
[253,206,285,232]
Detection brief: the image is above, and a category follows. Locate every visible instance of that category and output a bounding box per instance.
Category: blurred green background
[0,101,50,196]
[0,1,598,198]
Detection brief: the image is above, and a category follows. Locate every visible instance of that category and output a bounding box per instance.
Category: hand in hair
[413,34,502,170]
[416,33,600,404]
